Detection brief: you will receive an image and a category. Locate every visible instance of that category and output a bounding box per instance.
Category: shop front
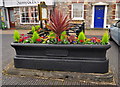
[4,0,54,29]
[0,0,3,29]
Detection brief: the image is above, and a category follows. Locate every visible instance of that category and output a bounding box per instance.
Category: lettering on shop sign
[17,0,40,5]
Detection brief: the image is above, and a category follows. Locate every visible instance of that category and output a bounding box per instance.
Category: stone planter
[11,43,111,73]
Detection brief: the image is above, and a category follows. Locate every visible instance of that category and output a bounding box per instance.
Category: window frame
[19,7,39,24]
[71,3,84,20]
[115,3,120,20]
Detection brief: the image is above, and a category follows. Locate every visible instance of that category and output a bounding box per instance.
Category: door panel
[94,5,105,28]
[8,8,15,28]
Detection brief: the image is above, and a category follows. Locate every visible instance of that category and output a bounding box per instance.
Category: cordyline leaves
[46,8,70,36]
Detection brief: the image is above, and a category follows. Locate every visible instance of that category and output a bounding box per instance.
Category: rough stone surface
[2,62,115,85]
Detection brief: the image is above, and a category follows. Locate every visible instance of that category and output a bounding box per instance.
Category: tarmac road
[1,34,119,86]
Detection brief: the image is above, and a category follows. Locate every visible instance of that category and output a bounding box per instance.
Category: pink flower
[23,37,28,40]
[91,37,97,40]
[20,34,24,36]
[56,37,59,39]
[58,39,61,42]
[80,40,84,43]
[19,39,23,42]
[36,39,41,42]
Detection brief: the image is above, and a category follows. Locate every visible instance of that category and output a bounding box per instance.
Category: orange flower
[87,39,91,41]
[96,39,101,43]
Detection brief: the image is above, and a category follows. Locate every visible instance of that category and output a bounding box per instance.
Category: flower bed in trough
[11,9,111,73]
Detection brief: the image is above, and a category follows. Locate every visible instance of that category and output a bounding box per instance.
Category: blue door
[94,5,105,28]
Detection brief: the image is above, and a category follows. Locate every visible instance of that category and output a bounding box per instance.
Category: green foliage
[101,32,109,45]
[23,40,29,43]
[31,32,39,43]
[35,25,40,31]
[60,31,67,40]
[42,40,47,44]
[13,30,20,42]
[48,31,56,40]
[32,26,35,33]
[77,31,86,41]
[63,40,69,44]
[48,31,56,38]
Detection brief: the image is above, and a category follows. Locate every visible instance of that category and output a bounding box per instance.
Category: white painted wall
[0,0,3,6]
[4,0,54,7]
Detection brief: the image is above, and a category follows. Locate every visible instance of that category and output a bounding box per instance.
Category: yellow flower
[87,39,91,41]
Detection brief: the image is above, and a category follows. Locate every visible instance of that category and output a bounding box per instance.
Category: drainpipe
[2,0,7,29]
[53,0,56,11]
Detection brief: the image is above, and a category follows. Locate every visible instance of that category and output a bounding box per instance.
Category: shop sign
[4,0,53,7]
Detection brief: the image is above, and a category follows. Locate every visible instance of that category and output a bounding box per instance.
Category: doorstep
[2,62,116,85]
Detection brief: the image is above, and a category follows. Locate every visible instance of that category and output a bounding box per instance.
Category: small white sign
[0,0,3,6]
[42,8,47,19]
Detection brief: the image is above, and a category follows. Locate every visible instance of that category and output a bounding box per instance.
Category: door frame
[8,8,15,28]
[91,2,108,28]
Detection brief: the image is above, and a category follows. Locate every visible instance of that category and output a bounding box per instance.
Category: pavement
[1,29,119,86]
[1,29,108,36]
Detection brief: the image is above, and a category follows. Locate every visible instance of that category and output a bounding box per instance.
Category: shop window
[116,4,120,20]
[20,7,39,24]
[72,3,84,20]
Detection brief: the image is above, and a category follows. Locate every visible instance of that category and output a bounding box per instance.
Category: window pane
[25,7,28,12]
[26,18,29,23]
[21,7,24,13]
[22,18,26,23]
[21,13,25,17]
[73,3,83,18]
[117,4,120,18]
[30,17,35,23]
[20,7,39,24]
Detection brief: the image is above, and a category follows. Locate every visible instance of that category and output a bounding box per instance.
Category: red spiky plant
[46,8,70,36]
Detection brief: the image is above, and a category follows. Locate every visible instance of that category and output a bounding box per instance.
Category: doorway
[94,5,105,28]
[8,8,15,28]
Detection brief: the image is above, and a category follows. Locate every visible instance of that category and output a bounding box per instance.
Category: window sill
[72,18,84,20]
[115,18,120,20]
[20,23,39,24]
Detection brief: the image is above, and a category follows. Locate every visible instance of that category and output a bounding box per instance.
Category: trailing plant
[13,30,20,42]
[31,32,40,43]
[101,32,109,45]
[45,8,70,36]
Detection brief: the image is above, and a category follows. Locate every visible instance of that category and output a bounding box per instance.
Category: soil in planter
[2,62,116,85]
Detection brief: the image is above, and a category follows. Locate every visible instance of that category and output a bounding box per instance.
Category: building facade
[55,1,120,29]
[3,0,54,29]
[1,0,120,29]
